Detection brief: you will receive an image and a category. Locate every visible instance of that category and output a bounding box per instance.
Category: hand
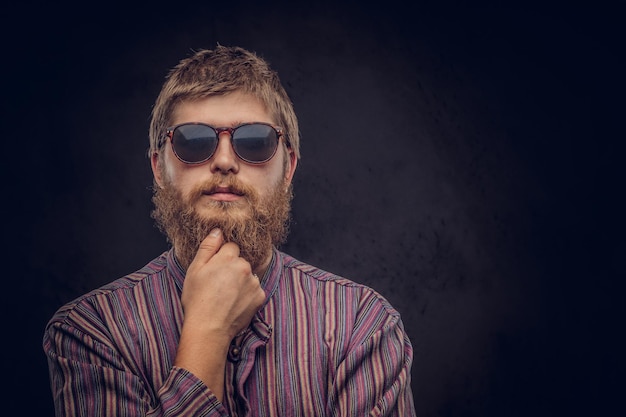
[181,228,266,340]
[174,228,266,400]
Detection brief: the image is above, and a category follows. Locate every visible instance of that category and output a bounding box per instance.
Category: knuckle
[198,241,216,252]
[239,261,252,275]
[222,242,240,256]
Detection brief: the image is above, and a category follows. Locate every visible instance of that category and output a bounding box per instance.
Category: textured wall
[5,2,623,416]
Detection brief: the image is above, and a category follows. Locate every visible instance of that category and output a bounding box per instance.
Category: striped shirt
[43,248,416,416]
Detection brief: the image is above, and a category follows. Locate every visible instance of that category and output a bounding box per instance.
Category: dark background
[4,1,624,415]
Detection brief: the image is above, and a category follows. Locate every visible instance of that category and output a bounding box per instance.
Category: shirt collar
[166,249,186,292]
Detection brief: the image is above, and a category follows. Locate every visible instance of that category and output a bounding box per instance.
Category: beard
[151,175,292,272]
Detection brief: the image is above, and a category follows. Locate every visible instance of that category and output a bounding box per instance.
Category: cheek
[269,148,288,182]
[159,161,195,192]
[159,161,176,186]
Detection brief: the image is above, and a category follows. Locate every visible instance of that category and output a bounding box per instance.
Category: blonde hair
[149,46,300,159]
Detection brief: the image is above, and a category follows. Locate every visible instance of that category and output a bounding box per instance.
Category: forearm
[173,323,231,402]
[44,321,229,417]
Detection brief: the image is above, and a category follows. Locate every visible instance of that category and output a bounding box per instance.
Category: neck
[253,249,274,280]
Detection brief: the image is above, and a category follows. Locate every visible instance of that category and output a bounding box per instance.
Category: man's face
[151,91,297,272]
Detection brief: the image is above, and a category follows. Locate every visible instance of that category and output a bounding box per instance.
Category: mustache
[187,176,258,205]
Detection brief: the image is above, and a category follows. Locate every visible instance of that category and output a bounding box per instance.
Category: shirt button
[228,345,242,362]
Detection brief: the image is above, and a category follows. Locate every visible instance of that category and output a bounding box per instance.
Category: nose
[209,131,239,174]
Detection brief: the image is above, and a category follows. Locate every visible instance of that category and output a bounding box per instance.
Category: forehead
[171,91,274,127]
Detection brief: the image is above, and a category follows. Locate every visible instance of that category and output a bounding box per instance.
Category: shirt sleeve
[43,318,229,417]
[328,290,416,417]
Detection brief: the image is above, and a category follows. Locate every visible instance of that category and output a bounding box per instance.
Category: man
[43,45,416,416]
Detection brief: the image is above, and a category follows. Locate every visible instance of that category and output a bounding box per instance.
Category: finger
[192,228,224,264]
[218,242,241,260]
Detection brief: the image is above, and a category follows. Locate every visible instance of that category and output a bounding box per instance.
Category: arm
[328,293,416,417]
[173,228,265,402]
[43,229,264,416]
[44,318,228,417]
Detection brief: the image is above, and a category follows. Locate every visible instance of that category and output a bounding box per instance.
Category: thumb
[193,228,224,264]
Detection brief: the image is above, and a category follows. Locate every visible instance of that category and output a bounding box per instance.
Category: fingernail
[210,228,221,237]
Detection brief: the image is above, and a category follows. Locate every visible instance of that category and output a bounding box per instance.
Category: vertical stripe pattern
[43,249,416,416]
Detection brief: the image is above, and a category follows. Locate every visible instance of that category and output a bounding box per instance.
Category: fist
[180,228,266,340]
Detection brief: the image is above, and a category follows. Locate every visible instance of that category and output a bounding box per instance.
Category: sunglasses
[165,122,287,164]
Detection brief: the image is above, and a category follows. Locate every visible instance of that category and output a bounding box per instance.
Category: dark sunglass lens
[232,124,278,163]
[172,124,217,163]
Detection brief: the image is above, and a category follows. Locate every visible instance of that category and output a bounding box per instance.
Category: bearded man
[44,46,416,416]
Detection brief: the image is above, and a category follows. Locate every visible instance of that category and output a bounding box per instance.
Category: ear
[151,152,165,188]
[283,147,298,186]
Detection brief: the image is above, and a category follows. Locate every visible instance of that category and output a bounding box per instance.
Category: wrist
[181,314,238,341]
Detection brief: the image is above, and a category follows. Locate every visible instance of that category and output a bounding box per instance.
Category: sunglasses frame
[164,122,287,165]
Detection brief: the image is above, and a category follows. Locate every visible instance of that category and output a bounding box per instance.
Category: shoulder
[47,252,170,328]
[279,251,401,320]
[276,252,410,351]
